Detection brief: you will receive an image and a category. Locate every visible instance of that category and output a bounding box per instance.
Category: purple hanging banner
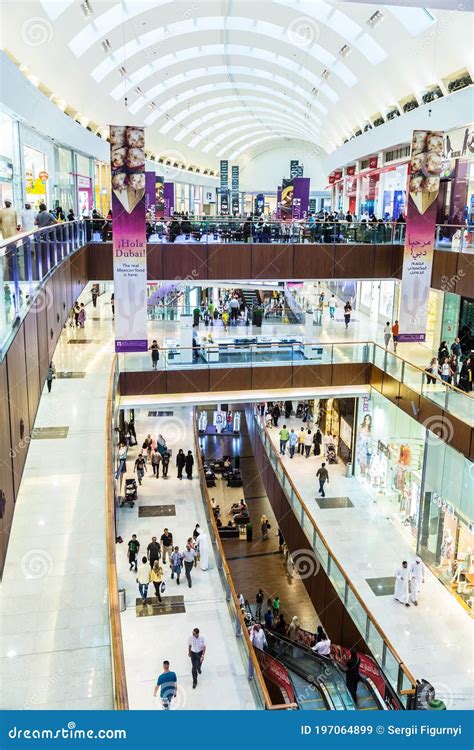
[164,182,174,217]
[110,125,147,353]
[276,186,282,220]
[145,171,155,215]
[292,177,310,220]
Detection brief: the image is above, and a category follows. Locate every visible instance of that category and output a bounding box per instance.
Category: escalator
[265,630,382,710]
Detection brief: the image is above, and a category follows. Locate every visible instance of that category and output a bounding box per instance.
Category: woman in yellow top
[297,427,306,455]
[150,560,164,603]
[222,310,229,332]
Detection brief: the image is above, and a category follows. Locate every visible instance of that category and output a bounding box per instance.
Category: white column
[180,313,193,364]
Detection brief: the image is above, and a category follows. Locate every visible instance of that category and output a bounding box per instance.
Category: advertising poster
[110,124,147,353]
[155,175,164,218]
[290,159,299,178]
[292,177,310,220]
[220,159,229,215]
[145,172,155,217]
[163,182,174,217]
[398,130,444,342]
[276,186,282,219]
[254,193,265,215]
[281,178,294,221]
[231,165,239,214]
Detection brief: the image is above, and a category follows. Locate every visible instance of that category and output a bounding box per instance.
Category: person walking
[425,357,438,384]
[134,453,147,485]
[459,357,473,392]
[21,203,35,232]
[255,588,264,621]
[46,361,56,393]
[35,203,57,228]
[313,428,322,456]
[185,450,194,479]
[450,337,462,358]
[136,556,150,604]
[161,528,173,564]
[271,403,280,427]
[409,556,425,606]
[288,428,298,458]
[261,514,270,540]
[91,285,99,308]
[279,424,290,455]
[77,303,86,328]
[344,648,361,704]
[343,301,352,329]
[147,536,161,568]
[150,560,164,602]
[287,615,300,641]
[150,339,160,370]
[250,623,267,651]
[73,302,80,327]
[183,539,196,588]
[151,448,161,477]
[394,560,411,607]
[127,534,140,571]
[316,462,329,497]
[383,321,391,349]
[188,628,206,689]
[439,356,453,384]
[154,661,177,710]
[304,429,313,458]
[297,427,305,455]
[170,546,183,584]
[176,448,186,479]
[328,294,337,320]
[391,320,399,352]
[437,340,449,362]
[0,200,19,239]
[264,607,274,629]
[161,449,170,478]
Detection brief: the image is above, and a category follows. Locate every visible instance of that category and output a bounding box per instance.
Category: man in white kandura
[196,530,209,571]
[409,556,425,606]
[394,560,411,607]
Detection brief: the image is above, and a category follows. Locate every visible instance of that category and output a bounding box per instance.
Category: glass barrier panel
[421,376,448,412]
[314,531,329,573]
[384,351,404,380]
[346,588,368,635]
[366,620,384,664]
[403,361,423,393]
[301,508,314,544]
[373,344,388,371]
[383,645,401,692]
[332,343,370,364]
[445,387,474,426]
[328,557,346,598]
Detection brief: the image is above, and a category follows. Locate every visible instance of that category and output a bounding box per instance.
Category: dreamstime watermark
[20,16,53,47]
[20,549,53,579]
[8,723,126,740]
[289,549,321,580]
[422,415,454,446]
[286,16,320,48]
[24,669,64,708]
[418,680,454,710]
[440,269,465,292]
[154,415,188,446]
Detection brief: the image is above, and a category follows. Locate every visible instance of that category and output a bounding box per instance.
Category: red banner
[328,174,336,184]
[254,649,296,704]
[346,165,356,176]
[369,155,378,169]
[334,170,342,181]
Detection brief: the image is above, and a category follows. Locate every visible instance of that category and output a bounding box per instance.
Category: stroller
[123,478,137,507]
[326,443,338,464]
[295,402,305,419]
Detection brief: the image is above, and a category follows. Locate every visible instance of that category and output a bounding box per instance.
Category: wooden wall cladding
[23,311,40,429]
[79,242,472,290]
[0,360,14,577]
[5,325,30,497]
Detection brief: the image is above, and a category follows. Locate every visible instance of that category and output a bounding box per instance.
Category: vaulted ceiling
[2,0,472,167]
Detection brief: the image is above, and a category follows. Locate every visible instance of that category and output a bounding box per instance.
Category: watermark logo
[289,549,320,580]
[286,16,320,48]
[21,16,53,47]
[422,415,454,445]
[20,549,53,579]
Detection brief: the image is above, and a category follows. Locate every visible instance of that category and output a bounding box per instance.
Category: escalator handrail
[264,630,356,710]
[362,676,389,711]
[286,667,336,711]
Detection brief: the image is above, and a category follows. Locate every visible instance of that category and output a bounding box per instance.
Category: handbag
[160,581,167,594]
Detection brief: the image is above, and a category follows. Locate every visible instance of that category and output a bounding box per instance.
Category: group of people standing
[426,337,473,391]
[134,433,195,482]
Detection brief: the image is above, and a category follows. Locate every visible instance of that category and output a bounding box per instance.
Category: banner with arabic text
[398,129,443,342]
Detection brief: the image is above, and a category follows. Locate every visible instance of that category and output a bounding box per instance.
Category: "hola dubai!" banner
[110,125,148,353]
[398,129,443,342]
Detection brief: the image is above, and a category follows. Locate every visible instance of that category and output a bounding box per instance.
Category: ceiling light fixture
[118,66,127,77]
[339,45,351,58]
[148,101,157,109]
[101,39,111,53]
[80,1,93,19]
[367,10,383,27]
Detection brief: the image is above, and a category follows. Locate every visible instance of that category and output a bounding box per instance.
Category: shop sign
[334,170,342,181]
[369,156,378,169]
[432,491,455,517]
[346,165,356,176]
[38,170,49,181]
[0,158,13,182]
[444,125,474,160]
[77,175,90,189]
[328,174,336,184]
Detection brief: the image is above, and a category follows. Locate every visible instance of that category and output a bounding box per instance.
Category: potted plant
[246,523,253,542]
[193,307,200,326]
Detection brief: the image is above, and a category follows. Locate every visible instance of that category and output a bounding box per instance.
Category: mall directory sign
[110,125,147,353]
[398,129,443,342]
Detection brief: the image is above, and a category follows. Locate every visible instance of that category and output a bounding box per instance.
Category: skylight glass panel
[69,5,123,57]
[326,9,362,41]
[332,60,357,87]
[387,6,435,36]
[40,0,73,21]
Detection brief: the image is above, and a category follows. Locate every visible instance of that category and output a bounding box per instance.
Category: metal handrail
[106,356,129,710]
[0,218,87,252]
[192,412,297,710]
[255,415,417,700]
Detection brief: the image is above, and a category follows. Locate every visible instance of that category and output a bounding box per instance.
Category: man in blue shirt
[154,660,177,710]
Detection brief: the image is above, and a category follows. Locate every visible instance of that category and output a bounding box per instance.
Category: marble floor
[116,409,258,710]
[266,418,474,710]
[0,293,115,710]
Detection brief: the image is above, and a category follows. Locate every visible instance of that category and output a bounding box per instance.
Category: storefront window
[0,111,16,206]
[24,144,48,209]
[419,435,473,615]
[55,146,74,212]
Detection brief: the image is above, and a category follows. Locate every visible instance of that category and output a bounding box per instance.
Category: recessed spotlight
[135,86,142,95]
[321,69,330,80]
[339,45,351,58]
[368,10,383,27]
[148,101,157,110]
[80,1,93,18]
[118,67,127,77]
[101,39,111,53]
